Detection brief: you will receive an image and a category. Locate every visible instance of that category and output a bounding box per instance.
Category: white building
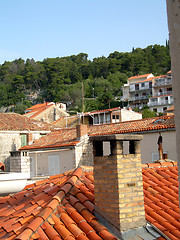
[148,71,174,113]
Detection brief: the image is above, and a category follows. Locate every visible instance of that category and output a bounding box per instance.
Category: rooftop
[20,114,175,151]
[0,113,53,131]
[128,74,152,80]
[0,162,179,240]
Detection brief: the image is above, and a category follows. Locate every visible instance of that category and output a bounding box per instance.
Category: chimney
[90,134,146,234]
[157,133,163,160]
[76,124,88,140]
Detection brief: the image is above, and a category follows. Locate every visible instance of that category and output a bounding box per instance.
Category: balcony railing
[148,99,174,107]
[129,86,151,92]
[153,91,173,96]
[129,95,151,101]
[153,80,172,87]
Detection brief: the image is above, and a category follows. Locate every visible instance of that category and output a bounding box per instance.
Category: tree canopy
[0,44,171,114]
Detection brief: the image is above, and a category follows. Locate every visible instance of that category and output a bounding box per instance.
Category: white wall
[140,130,176,164]
[121,109,142,122]
[29,149,74,177]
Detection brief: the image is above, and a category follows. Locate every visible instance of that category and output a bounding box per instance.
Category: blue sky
[0,0,169,64]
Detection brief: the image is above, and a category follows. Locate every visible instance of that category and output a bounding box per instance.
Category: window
[21,134,27,147]
[106,114,111,123]
[112,115,116,119]
[94,115,98,124]
[153,108,157,112]
[141,83,145,88]
[149,82,152,88]
[135,84,139,90]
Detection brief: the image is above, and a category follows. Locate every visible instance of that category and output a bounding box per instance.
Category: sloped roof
[53,115,80,128]
[20,128,79,150]
[89,114,175,137]
[0,168,117,240]
[0,162,179,239]
[142,162,179,240]
[128,73,152,80]
[20,115,175,151]
[83,107,121,116]
[165,105,174,112]
[0,113,53,131]
[26,103,54,112]
[23,103,54,119]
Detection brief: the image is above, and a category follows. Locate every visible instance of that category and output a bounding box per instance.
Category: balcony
[153,91,173,97]
[129,86,151,92]
[153,79,172,87]
[129,95,150,101]
[148,99,174,107]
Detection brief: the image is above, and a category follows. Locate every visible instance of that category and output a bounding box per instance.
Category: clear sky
[0,0,169,64]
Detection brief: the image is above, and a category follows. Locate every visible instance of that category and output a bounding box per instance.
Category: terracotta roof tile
[0,113,53,131]
[0,163,178,240]
[20,114,175,151]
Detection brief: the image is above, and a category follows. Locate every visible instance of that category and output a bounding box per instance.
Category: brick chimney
[76,124,88,140]
[90,134,146,233]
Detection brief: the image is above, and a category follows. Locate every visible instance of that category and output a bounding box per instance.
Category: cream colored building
[24,102,69,123]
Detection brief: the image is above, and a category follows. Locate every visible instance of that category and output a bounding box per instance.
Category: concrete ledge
[90,134,143,141]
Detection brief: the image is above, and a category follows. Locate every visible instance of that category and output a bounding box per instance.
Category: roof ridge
[142,161,177,169]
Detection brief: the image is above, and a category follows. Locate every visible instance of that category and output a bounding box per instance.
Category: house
[0,113,53,171]
[23,102,69,123]
[17,125,92,177]
[122,73,154,109]
[16,114,176,178]
[0,133,179,240]
[148,71,174,113]
[54,107,142,128]
[82,107,142,125]
[121,71,173,113]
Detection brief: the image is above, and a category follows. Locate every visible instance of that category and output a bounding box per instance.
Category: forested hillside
[0,44,171,114]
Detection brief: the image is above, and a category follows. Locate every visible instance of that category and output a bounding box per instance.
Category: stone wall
[0,131,48,171]
[75,135,93,167]
[10,152,30,177]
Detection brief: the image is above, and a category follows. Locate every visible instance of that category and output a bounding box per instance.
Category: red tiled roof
[20,115,175,150]
[128,73,152,80]
[134,75,162,84]
[165,105,174,112]
[0,168,117,240]
[20,128,79,150]
[0,113,54,131]
[89,114,175,137]
[26,102,54,111]
[24,103,54,119]
[142,162,179,240]
[84,107,121,116]
[0,163,179,239]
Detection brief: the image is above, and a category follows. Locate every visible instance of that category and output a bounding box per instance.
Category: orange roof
[20,115,175,151]
[84,107,121,116]
[134,75,162,84]
[24,103,54,119]
[128,73,152,80]
[0,113,53,131]
[0,162,179,239]
[20,128,79,150]
[165,105,174,112]
[26,102,54,111]
[142,162,179,240]
[89,114,175,137]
